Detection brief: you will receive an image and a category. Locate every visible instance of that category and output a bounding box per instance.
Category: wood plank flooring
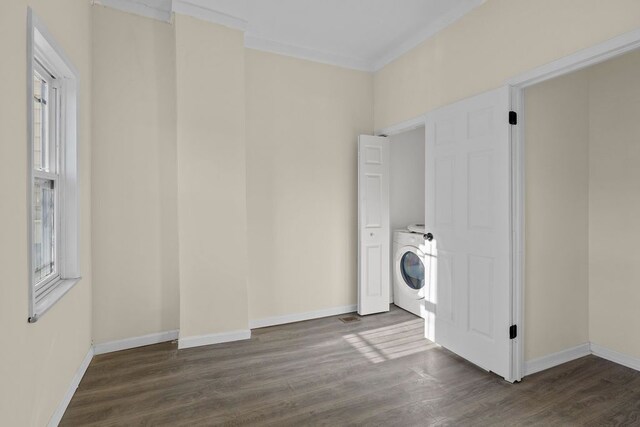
[61,307,640,426]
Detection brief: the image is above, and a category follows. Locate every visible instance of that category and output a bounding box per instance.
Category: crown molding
[371,0,484,71]
[172,0,247,31]
[244,34,373,72]
[91,0,173,23]
[92,0,481,73]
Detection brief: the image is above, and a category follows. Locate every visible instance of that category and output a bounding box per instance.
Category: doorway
[516,47,640,378]
[389,126,426,307]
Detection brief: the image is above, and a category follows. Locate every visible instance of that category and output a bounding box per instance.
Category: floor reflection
[343,319,437,363]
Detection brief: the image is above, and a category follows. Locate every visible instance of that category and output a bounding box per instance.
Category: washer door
[395,246,427,299]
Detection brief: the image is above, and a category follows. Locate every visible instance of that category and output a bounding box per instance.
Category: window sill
[29,277,81,323]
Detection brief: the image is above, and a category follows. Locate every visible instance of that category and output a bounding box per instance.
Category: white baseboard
[591,343,640,372]
[48,346,94,427]
[249,304,357,329]
[178,329,251,350]
[94,330,179,355]
[524,343,591,376]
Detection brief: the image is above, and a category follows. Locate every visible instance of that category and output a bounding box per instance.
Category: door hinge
[509,111,518,125]
[509,324,517,339]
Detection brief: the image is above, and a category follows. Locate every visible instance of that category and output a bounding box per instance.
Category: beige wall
[374,0,640,130]
[588,50,640,358]
[524,71,590,361]
[245,49,373,321]
[0,0,93,425]
[524,49,640,361]
[91,6,179,344]
[175,15,250,337]
[88,9,375,340]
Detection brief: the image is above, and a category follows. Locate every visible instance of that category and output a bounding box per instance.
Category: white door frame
[375,27,640,383]
[508,27,640,381]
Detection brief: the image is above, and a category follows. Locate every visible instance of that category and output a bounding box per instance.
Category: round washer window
[400,251,425,290]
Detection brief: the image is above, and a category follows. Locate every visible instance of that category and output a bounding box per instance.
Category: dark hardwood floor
[61,307,640,426]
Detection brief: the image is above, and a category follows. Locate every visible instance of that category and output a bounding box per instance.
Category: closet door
[357,135,390,315]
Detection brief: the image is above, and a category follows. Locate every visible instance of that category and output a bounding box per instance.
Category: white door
[425,87,512,379]
[358,135,390,315]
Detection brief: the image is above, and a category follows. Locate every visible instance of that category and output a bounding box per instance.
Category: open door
[425,87,512,380]
[358,135,390,315]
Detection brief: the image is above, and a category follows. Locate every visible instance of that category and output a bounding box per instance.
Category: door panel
[364,174,382,227]
[358,135,390,315]
[467,107,494,138]
[426,87,511,379]
[468,254,494,339]
[365,244,383,297]
[467,150,494,230]
[435,156,455,228]
[436,251,454,323]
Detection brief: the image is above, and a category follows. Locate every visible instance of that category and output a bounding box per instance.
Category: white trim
[27,8,36,323]
[249,305,358,329]
[28,8,82,323]
[178,329,251,350]
[31,278,81,322]
[47,346,93,427]
[524,343,640,377]
[94,330,179,355]
[91,0,173,22]
[510,86,525,383]
[524,343,591,376]
[244,36,372,72]
[172,0,247,31]
[375,114,426,137]
[371,0,484,71]
[507,27,640,383]
[508,28,640,88]
[591,343,640,372]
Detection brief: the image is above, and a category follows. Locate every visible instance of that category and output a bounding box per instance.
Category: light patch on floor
[343,319,436,363]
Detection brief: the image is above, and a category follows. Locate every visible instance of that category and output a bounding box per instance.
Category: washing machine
[393,226,432,318]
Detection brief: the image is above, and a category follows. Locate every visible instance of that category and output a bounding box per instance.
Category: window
[27,9,81,322]
[32,62,59,292]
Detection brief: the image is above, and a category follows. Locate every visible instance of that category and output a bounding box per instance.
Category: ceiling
[94,0,484,71]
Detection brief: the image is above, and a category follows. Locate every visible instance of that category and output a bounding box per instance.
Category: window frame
[27,8,81,323]
[32,61,61,295]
